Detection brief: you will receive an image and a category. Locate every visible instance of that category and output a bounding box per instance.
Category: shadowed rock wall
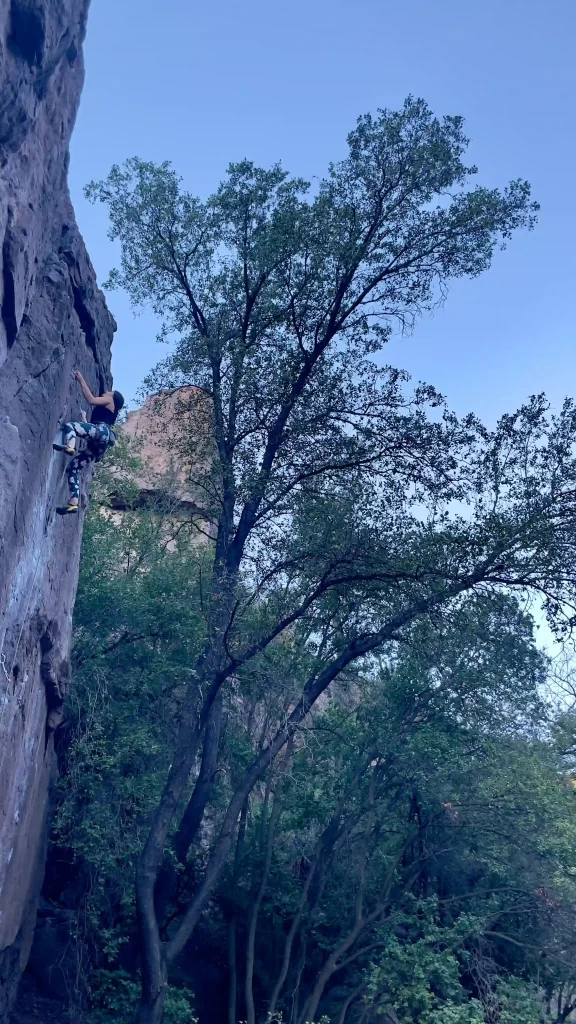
[0,0,114,1016]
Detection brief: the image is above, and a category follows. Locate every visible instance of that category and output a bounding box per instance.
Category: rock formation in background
[0,0,114,1016]
[119,388,215,538]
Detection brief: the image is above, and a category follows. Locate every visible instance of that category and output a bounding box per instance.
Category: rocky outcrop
[115,388,216,545]
[0,0,114,1017]
[120,388,213,512]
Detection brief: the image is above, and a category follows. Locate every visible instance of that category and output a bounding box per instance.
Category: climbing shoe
[53,443,75,455]
[56,504,79,516]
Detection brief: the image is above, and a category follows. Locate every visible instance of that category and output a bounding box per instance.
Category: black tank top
[91,403,118,426]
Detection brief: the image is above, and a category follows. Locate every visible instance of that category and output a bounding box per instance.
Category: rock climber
[53,370,124,516]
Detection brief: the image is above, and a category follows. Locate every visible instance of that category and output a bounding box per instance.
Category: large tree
[85,97,576,1024]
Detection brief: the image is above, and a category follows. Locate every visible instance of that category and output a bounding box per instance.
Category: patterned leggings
[62,422,115,501]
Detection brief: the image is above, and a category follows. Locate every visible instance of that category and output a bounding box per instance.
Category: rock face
[0,0,114,1017]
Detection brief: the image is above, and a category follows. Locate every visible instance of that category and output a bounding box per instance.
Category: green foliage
[368,929,486,1023]
[489,980,542,1024]
[86,97,537,359]
[89,970,197,1024]
[365,906,545,1023]
[52,437,576,1023]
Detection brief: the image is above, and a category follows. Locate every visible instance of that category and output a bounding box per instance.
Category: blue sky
[69,0,575,424]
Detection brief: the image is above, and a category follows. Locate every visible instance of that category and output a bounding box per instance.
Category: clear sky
[69,0,575,425]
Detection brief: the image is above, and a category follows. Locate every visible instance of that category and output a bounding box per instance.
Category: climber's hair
[113,390,125,412]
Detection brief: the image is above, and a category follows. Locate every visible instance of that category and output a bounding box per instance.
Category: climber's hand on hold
[80,409,87,422]
[74,370,97,405]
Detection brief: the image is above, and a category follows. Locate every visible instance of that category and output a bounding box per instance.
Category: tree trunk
[267,779,367,1021]
[137,939,168,1024]
[164,636,380,964]
[228,918,238,1024]
[137,991,167,1024]
[135,716,203,1023]
[300,905,381,1024]
[173,692,224,862]
[135,567,236,1013]
[228,800,248,1024]
[266,859,318,1020]
[245,744,292,1024]
[289,936,308,1024]
[154,694,225,926]
[301,821,425,1024]
[301,957,338,1024]
[336,981,367,1024]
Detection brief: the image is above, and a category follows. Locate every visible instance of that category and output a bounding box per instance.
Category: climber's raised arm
[74,370,114,408]
[75,369,111,405]
[71,370,123,419]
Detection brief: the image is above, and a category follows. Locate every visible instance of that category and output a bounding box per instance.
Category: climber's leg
[55,424,114,516]
[56,450,93,516]
[67,451,91,501]
[53,421,91,455]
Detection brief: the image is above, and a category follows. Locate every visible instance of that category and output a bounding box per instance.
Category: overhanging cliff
[0,0,114,1016]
